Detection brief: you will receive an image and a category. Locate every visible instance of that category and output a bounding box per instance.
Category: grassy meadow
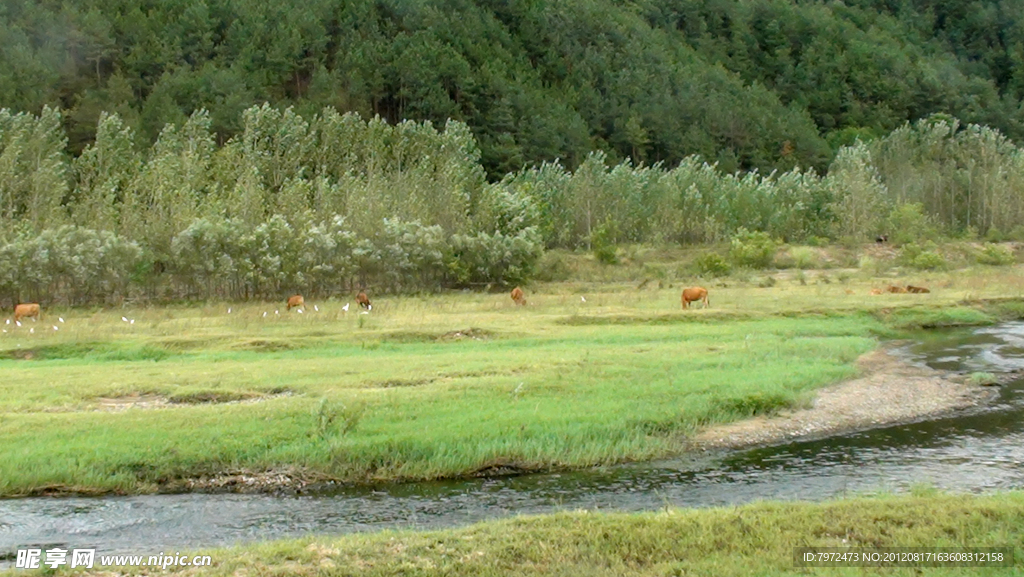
[3,252,1024,496]
[19,490,1024,577]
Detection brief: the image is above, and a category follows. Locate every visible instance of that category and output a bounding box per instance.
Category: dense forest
[1,0,1023,177]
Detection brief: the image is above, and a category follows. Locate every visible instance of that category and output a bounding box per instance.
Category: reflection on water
[2,324,1023,557]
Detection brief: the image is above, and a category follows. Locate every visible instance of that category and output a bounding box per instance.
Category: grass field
[2,262,1024,497]
[18,490,1023,576]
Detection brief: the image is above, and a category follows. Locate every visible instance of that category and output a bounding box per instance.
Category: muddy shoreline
[685,345,1001,452]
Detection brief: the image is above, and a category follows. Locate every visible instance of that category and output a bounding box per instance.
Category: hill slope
[0,0,1021,176]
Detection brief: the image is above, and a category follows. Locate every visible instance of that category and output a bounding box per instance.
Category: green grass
[24,491,1024,577]
[3,266,1024,496]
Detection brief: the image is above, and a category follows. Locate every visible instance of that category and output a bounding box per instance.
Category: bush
[975,244,1015,266]
[984,227,1005,242]
[693,252,731,277]
[887,204,938,245]
[590,221,619,265]
[788,246,819,269]
[859,255,891,276]
[899,242,946,270]
[446,228,544,287]
[534,251,572,282]
[729,228,778,269]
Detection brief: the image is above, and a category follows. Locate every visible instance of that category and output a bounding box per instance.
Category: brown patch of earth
[686,346,1000,451]
[93,391,293,412]
[174,467,336,493]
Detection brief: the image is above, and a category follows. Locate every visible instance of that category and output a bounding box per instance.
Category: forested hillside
[1,0,1022,177]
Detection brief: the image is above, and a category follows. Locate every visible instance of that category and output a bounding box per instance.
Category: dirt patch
[231,339,298,352]
[686,347,1000,451]
[383,327,497,343]
[370,378,433,388]
[437,328,494,341]
[93,391,293,411]
[174,467,335,493]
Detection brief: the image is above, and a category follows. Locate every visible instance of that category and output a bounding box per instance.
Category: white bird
[263,311,268,317]
[16,321,21,327]
[2,329,6,333]
[367,304,372,311]
[275,310,279,315]
[581,296,586,302]
[130,319,135,325]
[297,309,303,314]
[29,328,34,333]
[5,319,9,325]
[314,305,319,312]
[228,308,232,314]
[53,326,59,331]
[122,316,128,322]
[58,317,64,323]
[342,303,349,312]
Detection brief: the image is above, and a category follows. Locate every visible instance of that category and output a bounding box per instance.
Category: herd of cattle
[7,282,935,326]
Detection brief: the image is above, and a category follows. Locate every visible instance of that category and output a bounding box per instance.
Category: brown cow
[886,285,908,294]
[14,303,40,322]
[870,288,883,295]
[510,287,526,306]
[681,287,709,309]
[286,295,304,310]
[356,292,372,310]
[906,285,931,294]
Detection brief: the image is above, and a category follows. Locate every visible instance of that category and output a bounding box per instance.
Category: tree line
[2,105,1024,306]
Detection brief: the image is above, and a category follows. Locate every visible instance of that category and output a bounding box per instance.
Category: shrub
[729,228,778,269]
[534,251,572,282]
[899,241,945,270]
[859,255,891,276]
[693,252,731,277]
[590,221,619,265]
[887,203,938,245]
[975,244,1015,266]
[446,227,544,287]
[984,227,1005,242]
[788,246,819,269]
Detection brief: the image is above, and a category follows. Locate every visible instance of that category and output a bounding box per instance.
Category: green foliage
[0,226,141,306]
[591,221,619,265]
[446,228,543,288]
[967,372,998,386]
[886,203,938,245]
[899,241,947,270]
[975,244,1016,266]
[729,229,778,269]
[693,253,731,278]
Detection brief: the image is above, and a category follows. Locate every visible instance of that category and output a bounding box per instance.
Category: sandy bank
[686,346,1001,451]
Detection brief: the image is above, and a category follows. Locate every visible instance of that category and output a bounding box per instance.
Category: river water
[3,323,1023,558]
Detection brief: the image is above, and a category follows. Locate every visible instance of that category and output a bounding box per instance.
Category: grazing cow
[886,285,908,294]
[510,287,526,306]
[906,285,931,294]
[681,287,710,309]
[876,235,889,243]
[14,303,40,322]
[286,294,304,310]
[356,292,372,310]
[870,288,883,295]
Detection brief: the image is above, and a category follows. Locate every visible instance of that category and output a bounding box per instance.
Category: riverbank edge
[684,344,1003,452]
[11,492,1021,576]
